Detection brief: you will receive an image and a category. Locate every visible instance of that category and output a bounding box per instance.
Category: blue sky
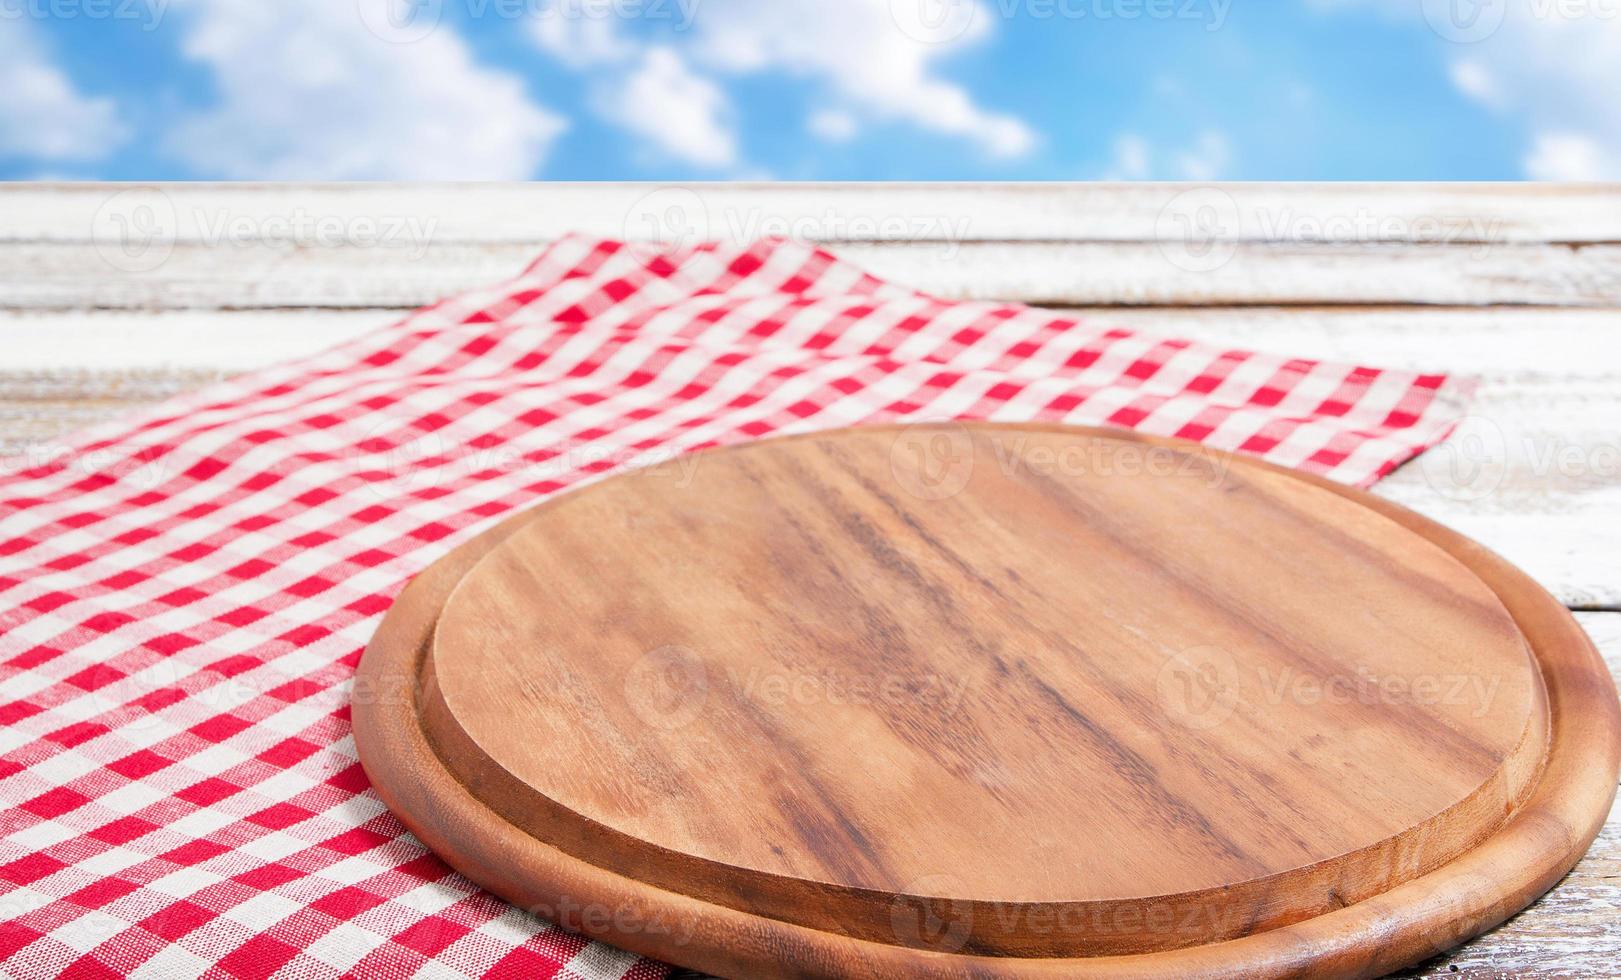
[2,0,1617,181]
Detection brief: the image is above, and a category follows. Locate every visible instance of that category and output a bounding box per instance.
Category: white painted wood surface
[4,183,1617,242]
[5,240,1619,309]
[1,183,1617,978]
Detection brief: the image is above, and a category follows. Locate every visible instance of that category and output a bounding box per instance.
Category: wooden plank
[6,306,1616,372]
[0,368,227,458]
[5,306,1619,607]
[3,241,1620,311]
[0,309,397,370]
[842,242,1621,308]
[2,183,1618,244]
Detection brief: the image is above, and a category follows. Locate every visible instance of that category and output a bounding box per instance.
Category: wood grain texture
[424,425,1545,957]
[670,613,1621,980]
[354,424,1620,979]
[4,241,1618,310]
[0,368,228,456]
[4,183,1618,243]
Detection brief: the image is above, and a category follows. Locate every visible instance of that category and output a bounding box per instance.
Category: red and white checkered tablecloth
[0,236,1471,979]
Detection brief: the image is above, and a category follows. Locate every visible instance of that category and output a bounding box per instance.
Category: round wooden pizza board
[354,423,1621,979]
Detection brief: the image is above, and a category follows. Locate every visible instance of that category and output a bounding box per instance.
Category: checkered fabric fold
[0,236,1471,979]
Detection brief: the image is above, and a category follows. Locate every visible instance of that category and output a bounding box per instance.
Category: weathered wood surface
[3,240,1618,310]
[3,184,1618,977]
[3,183,1621,309]
[674,612,1621,980]
[4,183,1617,243]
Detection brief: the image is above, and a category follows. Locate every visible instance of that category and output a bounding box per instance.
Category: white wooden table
[2,184,1617,978]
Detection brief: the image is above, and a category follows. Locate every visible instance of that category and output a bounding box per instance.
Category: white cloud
[1104,134,1151,180]
[166,0,566,179]
[0,20,127,162]
[1525,132,1618,181]
[1448,59,1499,106]
[1172,131,1231,181]
[529,13,636,69]
[1101,130,1230,180]
[1475,8,1621,180]
[595,48,738,168]
[808,109,859,143]
[1317,0,1621,180]
[525,0,1032,165]
[691,0,1035,159]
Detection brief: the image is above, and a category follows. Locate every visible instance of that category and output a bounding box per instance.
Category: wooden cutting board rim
[354,423,1621,979]
[418,424,1547,957]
